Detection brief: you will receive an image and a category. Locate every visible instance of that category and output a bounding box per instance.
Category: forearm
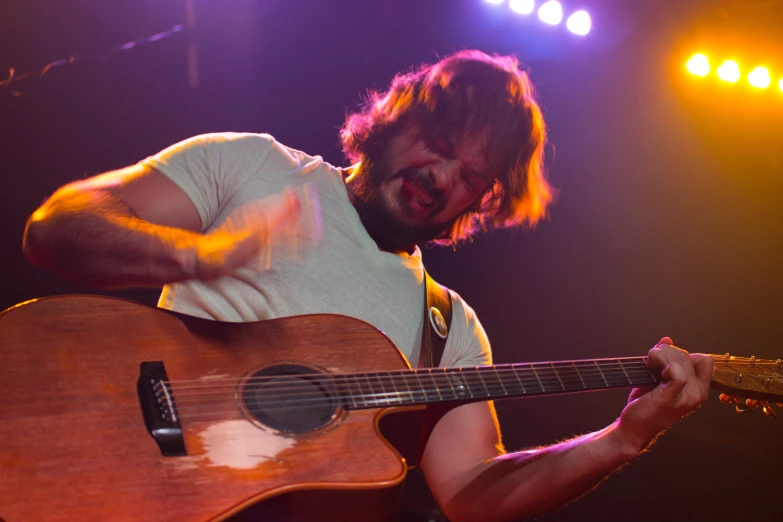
[445,420,643,522]
[23,188,200,289]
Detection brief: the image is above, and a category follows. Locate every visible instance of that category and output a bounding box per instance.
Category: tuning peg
[719,393,736,404]
[760,402,777,419]
[735,400,751,414]
[719,394,752,414]
[745,399,760,409]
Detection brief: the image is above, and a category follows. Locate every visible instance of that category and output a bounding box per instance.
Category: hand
[189,189,301,280]
[616,337,714,454]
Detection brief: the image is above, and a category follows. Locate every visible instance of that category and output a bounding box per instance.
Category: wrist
[167,233,202,281]
[604,419,646,461]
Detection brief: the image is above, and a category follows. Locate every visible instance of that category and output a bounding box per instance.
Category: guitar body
[0,296,426,522]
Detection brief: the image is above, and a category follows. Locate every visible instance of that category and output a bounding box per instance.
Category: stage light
[717,60,740,83]
[509,0,535,15]
[484,0,505,4]
[779,78,783,92]
[686,54,710,76]
[565,10,591,35]
[747,66,771,88]
[538,1,563,25]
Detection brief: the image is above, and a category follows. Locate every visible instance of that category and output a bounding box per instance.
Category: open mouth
[402,178,436,210]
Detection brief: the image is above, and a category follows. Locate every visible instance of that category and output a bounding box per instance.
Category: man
[22,50,713,522]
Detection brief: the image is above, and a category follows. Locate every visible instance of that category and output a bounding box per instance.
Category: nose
[429,157,460,193]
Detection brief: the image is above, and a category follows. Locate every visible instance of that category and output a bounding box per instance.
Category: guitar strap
[417,270,453,369]
[397,269,453,522]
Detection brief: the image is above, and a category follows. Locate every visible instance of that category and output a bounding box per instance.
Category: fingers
[691,353,715,383]
[646,340,712,410]
[195,189,304,278]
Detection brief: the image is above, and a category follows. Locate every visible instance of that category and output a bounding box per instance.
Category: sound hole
[240,364,339,434]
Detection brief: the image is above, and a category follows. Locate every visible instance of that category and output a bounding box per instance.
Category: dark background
[2,0,782,520]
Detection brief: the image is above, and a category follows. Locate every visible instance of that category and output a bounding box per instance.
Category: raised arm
[22,164,298,289]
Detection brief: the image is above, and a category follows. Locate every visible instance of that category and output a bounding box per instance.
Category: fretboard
[337,357,659,410]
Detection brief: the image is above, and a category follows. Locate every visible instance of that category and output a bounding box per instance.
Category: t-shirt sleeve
[440,291,492,368]
[139,132,277,231]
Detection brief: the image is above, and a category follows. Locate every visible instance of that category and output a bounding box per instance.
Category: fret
[344,375,360,409]
[429,370,443,401]
[405,371,426,403]
[593,361,610,387]
[441,369,459,401]
[493,367,509,396]
[596,359,635,387]
[617,359,632,384]
[474,367,491,397]
[447,369,471,399]
[552,361,586,392]
[510,365,528,395]
[458,368,474,399]
[530,365,547,393]
[415,370,440,402]
[397,371,416,404]
[350,374,368,408]
[479,367,507,397]
[364,373,388,406]
[384,372,404,405]
[572,361,606,389]
[572,361,587,389]
[550,362,566,391]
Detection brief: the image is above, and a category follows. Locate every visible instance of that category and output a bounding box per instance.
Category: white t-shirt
[140,132,491,368]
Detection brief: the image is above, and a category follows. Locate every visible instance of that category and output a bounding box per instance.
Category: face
[350,126,496,252]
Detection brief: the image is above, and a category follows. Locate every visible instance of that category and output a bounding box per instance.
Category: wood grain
[0,295,421,522]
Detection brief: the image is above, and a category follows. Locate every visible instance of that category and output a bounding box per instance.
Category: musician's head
[341,49,553,250]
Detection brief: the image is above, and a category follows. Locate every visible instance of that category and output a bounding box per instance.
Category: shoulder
[165,132,318,165]
[438,285,493,367]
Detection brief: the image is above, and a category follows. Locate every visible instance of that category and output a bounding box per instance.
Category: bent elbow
[22,208,54,266]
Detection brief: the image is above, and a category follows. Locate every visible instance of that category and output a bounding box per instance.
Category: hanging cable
[0,23,185,98]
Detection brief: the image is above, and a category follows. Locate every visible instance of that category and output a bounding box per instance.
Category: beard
[349,156,453,253]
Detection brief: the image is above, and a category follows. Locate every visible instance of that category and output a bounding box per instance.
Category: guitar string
[168,369,659,406]
[164,365,657,399]
[172,375,660,418]
[160,358,655,387]
[165,362,781,407]
[162,360,656,393]
[168,370,659,414]
[167,367,782,415]
[158,355,781,388]
[160,357,781,392]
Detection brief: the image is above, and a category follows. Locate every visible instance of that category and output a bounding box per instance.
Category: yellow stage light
[717,60,740,83]
[779,77,783,92]
[686,54,710,76]
[748,66,771,88]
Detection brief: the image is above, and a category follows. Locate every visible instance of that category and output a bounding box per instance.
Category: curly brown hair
[340,49,554,246]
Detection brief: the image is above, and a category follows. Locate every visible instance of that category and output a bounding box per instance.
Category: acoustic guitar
[0,295,780,522]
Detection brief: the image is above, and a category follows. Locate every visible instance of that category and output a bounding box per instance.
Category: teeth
[411,180,433,205]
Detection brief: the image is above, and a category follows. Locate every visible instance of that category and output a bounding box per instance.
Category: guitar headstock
[711,354,783,418]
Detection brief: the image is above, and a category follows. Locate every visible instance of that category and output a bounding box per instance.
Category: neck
[329,356,661,410]
[342,163,418,255]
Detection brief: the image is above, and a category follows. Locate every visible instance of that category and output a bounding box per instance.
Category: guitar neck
[340,357,661,410]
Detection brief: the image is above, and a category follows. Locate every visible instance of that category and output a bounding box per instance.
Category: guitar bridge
[137,361,187,456]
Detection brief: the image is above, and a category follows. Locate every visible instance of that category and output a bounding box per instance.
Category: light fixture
[747,66,771,88]
[509,0,535,15]
[537,1,563,25]
[686,54,710,77]
[566,10,591,35]
[717,60,740,83]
